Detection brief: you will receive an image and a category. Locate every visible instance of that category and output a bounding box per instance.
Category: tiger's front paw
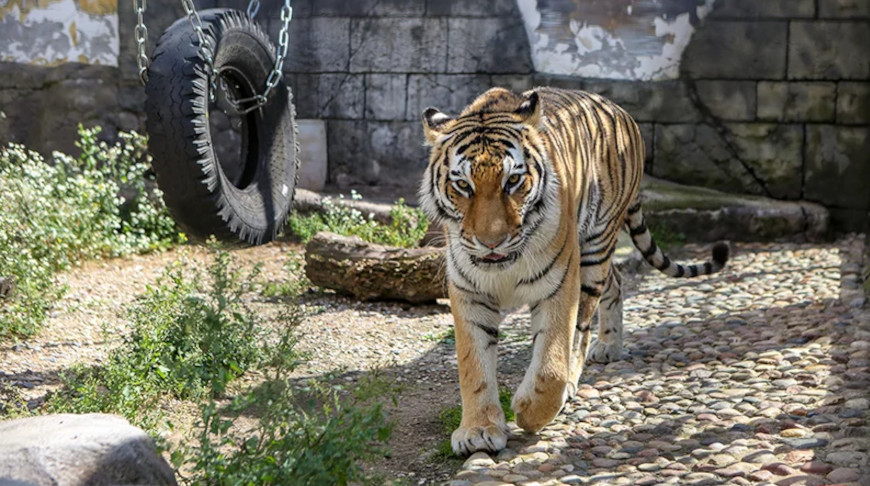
[513,376,567,432]
[451,423,508,456]
[587,338,623,364]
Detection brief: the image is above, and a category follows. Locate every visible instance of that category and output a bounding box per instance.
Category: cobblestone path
[450,236,869,486]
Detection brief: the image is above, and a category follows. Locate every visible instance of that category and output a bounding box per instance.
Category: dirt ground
[4,236,866,486]
[0,239,491,483]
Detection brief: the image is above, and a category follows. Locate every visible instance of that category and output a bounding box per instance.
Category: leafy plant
[43,247,271,429]
[0,125,181,337]
[647,221,686,251]
[288,191,428,248]
[177,373,396,486]
[37,246,396,485]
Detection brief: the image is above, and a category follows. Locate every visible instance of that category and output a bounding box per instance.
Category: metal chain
[227,0,293,114]
[181,0,218,102]
[133,0,292,110]
[134,0,149,85]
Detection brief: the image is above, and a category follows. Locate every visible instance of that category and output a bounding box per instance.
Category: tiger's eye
[456,180,470,190]
[507,174,521,185]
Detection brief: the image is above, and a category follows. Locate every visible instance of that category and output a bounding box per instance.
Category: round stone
[827,467,861,483]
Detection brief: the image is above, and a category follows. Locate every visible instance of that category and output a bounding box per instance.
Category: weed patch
[289,191,428,248]
[0,126,181,337]
[29,246,396,485]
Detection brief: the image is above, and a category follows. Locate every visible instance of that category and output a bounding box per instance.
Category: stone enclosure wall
[0,0,868,231]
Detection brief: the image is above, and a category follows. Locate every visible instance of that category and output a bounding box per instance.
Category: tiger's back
[532,88,645,270]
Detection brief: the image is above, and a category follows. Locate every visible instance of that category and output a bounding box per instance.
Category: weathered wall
[519,0,870,231]
[0,0,867,231]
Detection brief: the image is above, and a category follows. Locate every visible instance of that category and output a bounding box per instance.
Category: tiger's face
[419,89,550,267]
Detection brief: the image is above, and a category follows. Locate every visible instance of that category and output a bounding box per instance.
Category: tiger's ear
[515,90,541,127]
[422,107,453,145]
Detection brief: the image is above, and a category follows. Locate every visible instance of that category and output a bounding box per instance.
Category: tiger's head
[419,88,554,267]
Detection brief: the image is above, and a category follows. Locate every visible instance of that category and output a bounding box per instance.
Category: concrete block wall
[269,0,533,191]
[1,0,867,231]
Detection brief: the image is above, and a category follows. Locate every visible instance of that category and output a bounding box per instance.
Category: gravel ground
[449,235,870,486]
[1,235,867,486]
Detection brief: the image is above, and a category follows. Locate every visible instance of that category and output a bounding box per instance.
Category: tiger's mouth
[471,252,517,265]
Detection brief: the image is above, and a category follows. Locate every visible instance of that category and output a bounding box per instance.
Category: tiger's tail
[625,201,729,278]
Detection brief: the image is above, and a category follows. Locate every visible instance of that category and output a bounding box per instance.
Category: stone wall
[276,0,533,191]
[0,0,867,232]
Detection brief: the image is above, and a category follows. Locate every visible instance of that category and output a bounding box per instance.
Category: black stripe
[629,223,647,237]
[448,246,477,289]
[543,252,574,301]
[703,262,713,274]
[689,265,699,277]
[524,213,545,238]
[456,141,474,154]
[641,241,658,259]
[584,228,608,244]
[519,238,565,285]
[655,255,671,271]
[472,299,499,314]
[472,321,499,339]
[674,266,685,278]
[581,285,602,297]
[581,244,617,267]
[627,202,641,214]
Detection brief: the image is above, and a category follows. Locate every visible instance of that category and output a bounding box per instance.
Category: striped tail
[625,202,729,278]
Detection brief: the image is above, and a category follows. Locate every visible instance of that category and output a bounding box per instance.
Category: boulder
[640,176,829,242]
[0,413,177,486]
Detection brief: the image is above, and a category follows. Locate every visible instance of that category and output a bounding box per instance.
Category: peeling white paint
[0,0,119,66]
[516,0,716,81]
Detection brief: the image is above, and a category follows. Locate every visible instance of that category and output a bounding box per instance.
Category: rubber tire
[145,9,298,245]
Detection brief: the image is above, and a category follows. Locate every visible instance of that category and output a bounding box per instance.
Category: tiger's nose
[478,236,507,249]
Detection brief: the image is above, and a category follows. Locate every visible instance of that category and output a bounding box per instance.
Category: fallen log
[304,232,446,303]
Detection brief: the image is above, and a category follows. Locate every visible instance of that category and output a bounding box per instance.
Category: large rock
[0,414,177,486]
[639,176,829,242]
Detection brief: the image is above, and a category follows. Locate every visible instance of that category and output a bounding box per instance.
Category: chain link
[246,0,260,19]
[134,0,150,85]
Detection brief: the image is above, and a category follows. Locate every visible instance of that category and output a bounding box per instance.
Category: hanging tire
[145,9,298,245]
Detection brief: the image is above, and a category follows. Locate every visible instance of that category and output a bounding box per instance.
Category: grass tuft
[289,191,428,248]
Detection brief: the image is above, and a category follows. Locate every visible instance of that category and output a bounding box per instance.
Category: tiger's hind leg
[566,255,612,396]
[587,266,624,363]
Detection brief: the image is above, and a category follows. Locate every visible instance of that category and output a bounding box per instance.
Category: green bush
[0,125,181,337]
[261,252,310,300]
[177,373,395,486]
[289,191,428,248]
[45,247,270,424]
[40,247,395,484]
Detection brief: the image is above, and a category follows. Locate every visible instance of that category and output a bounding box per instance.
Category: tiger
[419,87,729,456]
